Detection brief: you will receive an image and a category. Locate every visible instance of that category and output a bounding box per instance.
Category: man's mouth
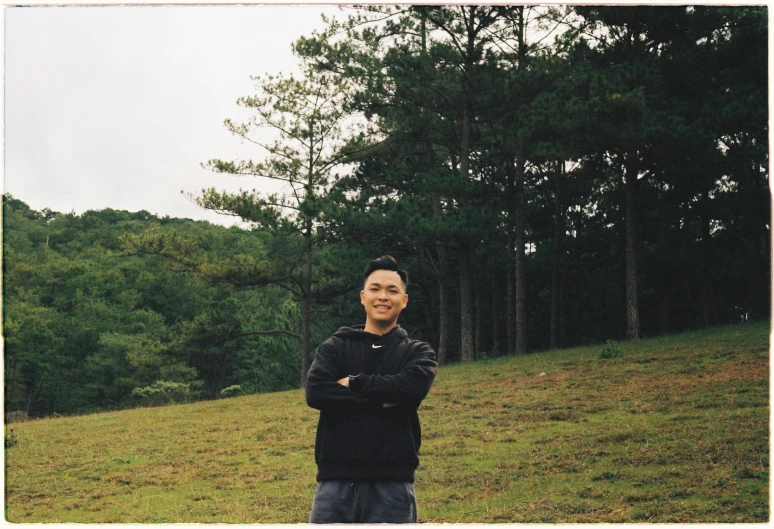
[374,305,391,311]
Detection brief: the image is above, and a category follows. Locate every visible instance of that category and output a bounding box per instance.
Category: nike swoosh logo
[372,344,384,349]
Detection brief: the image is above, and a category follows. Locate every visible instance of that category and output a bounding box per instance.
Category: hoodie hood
[332,325,408,345]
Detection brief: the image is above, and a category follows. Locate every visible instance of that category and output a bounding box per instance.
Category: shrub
[220,385,243,398]
[131,380,191,405]
[5,427,19,449]
[600,340,623,359]
[5,411,29,424]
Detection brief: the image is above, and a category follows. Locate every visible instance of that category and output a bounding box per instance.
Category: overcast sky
[4,5,348,226]
[5,2,766,228]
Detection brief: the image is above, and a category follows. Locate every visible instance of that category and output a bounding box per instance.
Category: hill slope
[5,322,769,523]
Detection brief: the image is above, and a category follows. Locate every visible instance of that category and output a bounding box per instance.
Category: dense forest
[3,5,769,418]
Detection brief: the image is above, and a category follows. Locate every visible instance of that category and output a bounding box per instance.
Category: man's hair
[363,255,409,290]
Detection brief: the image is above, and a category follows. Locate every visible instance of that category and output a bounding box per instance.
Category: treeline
[3,6,769,417]
[3,197,311,416]
[195,7,768,368]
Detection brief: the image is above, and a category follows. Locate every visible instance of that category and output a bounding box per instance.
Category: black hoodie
[305,325,438,482]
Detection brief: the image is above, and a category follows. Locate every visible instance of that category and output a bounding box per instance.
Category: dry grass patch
[5,321,768,523]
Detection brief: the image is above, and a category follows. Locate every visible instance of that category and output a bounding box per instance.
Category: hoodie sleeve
[348,342,438,407]
[305,341,383,412]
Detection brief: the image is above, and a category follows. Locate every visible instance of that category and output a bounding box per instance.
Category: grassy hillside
[5,322,769,523]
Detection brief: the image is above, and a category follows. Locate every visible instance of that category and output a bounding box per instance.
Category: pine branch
[199,329,302,353]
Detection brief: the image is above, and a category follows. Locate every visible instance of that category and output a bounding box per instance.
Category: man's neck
[364,320,397,336]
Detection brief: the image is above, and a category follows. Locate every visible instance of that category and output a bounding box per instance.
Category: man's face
[360,269,408,326]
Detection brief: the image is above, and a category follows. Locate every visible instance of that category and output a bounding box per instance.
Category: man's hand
[338,377,395,408]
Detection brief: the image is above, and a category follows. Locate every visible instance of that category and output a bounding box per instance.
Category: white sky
[3,4,349,226]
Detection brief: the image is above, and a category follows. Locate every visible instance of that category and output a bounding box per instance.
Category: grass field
[4,321,769,523]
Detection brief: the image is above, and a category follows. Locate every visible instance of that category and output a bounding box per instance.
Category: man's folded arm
[348,343,437,406]
[305,344,383,412]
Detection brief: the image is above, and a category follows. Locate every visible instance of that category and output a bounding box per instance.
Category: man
[305,255,438,524]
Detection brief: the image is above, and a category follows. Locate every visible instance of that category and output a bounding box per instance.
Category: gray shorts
[309,480,417,524]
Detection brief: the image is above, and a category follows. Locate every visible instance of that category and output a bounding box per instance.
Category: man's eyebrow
[367,282,401,289]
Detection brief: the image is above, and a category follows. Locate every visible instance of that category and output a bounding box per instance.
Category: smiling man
[305,255,438,524]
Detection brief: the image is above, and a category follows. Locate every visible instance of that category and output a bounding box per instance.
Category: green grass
[5,321,769,523]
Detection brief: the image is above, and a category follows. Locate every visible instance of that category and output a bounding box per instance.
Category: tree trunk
[491,274,502,355]
[505,152,516,353]
[506,242,516,353]
[660,297,669,334]
[48,379,61,416]
[300,226,313,388]
[26,376,44,416]
[422,10,450,365]
[699,188,713,327]
[422,281,438,352]
[426,240,450,366]
[559,271,568,346]
[7,358,17,406]
[474,264,484,358]
[428,142,449,364]
[512,7,528,354]
[514,150,527,354]
[459,245,475,362]
[458,9,476,363]
[550,160,566,349]
[436,244,450,365]
[624,153,640,340]
[742,155,767,319]
[753,160,771,318]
